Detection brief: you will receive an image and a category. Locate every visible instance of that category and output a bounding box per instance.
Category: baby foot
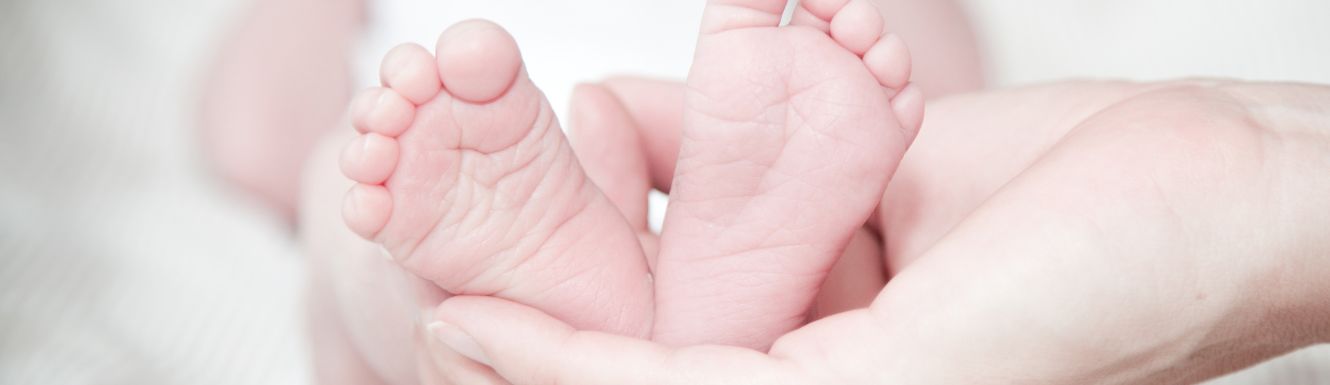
[653,0,923,349]
[339,20,653,337]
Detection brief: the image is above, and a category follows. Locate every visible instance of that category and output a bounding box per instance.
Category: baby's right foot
[339,20,652,337]
[654,0,923,349]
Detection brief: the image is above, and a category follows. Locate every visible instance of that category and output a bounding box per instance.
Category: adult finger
[429,296,808,385]
[418,323,511,385]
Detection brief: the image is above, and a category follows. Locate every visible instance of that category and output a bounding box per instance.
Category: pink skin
[208,0,976,377]
[567,84,654,232]
[201,0,978,223]
[569,80,887,319]
[426,80,1330,385]
[308,128,474,385]
[304,79,890,385]
[652,0,923,350]
[292,0,974,381]
[871,0,983,97]
[201,0,361,220]
[339,20,654,339]
[337,0,927,356]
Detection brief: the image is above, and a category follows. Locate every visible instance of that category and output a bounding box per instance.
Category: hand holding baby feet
[421,81,1330,385]
[653,0,922,349]
[339,20,653,338]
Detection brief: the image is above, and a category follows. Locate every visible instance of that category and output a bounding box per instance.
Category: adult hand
[422,81,1330,384]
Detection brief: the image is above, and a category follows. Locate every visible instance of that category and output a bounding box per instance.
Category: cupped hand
[421,80,1330,384]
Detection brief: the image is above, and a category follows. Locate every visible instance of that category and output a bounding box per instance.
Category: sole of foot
[339,19,654,337]
[653,0,923,349]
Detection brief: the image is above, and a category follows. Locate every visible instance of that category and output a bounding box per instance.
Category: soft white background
[1,0,1325,383]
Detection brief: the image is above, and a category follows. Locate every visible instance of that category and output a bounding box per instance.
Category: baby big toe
[699,0,790,34]
[793,0,849,23]
[435,20,522,103]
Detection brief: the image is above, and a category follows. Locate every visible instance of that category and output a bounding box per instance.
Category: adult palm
[423,80,1330,385]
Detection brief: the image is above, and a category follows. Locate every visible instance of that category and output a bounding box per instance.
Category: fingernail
[427,321,491,366]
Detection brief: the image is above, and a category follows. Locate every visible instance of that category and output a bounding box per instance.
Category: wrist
[1245,129,1330,345]
[1285,148,1330,343]
[1294,249,1330,343]
[1253,252,1330,346]
[1254,189,1330,345]
[1288,102,1330,343]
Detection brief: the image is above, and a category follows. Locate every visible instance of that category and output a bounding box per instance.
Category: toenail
[381,52,406,85]
[436,20,522,103]
[351,90,379,132]
[362,133,375,152]
[386,58,401,78]
[428,321,491,367]
[350,183,365,203]
[865,34,911,89]
[376,92,396,115]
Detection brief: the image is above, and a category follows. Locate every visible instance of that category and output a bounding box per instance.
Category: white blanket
[0,0,1323,383]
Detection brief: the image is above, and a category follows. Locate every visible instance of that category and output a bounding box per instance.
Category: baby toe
[340,133,399,184]
[863,34,911,90]
[788,4,831,32]
[699,0,790,34]
[343,184,393,240]
[890,84,924,139]
[436,20,522,104]
[829,0,884,56]
[797,0,850,22]
[351,87,414,137]
[381,43,442,105]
